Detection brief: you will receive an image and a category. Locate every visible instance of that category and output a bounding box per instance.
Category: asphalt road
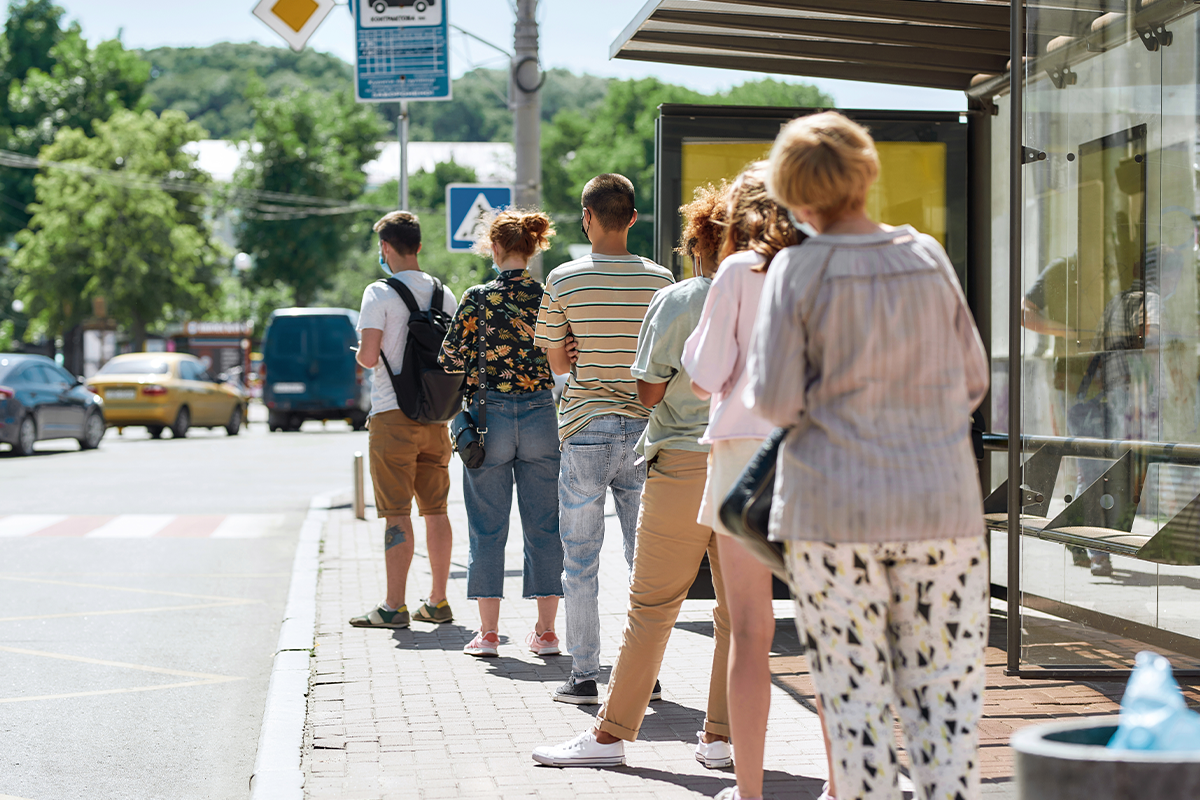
[0,405,367,800]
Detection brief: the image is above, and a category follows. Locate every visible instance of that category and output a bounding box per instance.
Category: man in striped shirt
[534,173,675,704]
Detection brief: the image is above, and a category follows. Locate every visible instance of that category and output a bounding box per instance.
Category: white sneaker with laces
[694,730,733,768]
[532,730,625,767]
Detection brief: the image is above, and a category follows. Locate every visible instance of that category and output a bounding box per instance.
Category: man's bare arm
[1021,298,1070,338]
[637,379,667,408]
[357,328,383,369]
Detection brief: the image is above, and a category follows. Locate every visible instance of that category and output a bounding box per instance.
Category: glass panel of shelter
[1006,4,1200,672]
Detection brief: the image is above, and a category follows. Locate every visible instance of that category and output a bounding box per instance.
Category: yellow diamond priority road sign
[252,0,336,52]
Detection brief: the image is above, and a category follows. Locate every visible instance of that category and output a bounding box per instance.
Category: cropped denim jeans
[462,390,563,600]
[558,414,648,681]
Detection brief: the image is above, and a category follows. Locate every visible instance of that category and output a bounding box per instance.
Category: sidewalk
[299,467,1139,800]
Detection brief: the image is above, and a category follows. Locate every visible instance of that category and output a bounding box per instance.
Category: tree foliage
[11,109,221,348]
[234,85,388,307]
[142,42,354,139]
[0,0,149,239]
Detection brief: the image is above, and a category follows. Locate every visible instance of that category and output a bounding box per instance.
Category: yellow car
[86,352,248,439]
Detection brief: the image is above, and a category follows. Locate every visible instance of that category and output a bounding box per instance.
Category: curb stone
[249,488,349,800]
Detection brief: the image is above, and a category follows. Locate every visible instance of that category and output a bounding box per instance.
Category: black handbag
[718,427,790,583]
[1067,353,1106,437]
[450,321,488,469]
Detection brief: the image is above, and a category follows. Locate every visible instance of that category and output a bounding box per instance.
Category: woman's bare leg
[716,535,775,798]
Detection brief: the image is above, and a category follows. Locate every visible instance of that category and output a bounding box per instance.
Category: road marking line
[32,515,115,536]
[0,515,67,537]
[0,572,290,578]
[0,679,243,704]
[0,645,241,680]
[85,514,176,538]
[154,515,225,537]
[0,575,262,602]
[0,600,253,623]
[211,513,286,538]
[0,646,244,704]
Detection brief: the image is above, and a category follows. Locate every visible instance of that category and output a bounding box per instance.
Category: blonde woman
[438,210,563,658]
[682,164,831,800]
[747,112,990,800]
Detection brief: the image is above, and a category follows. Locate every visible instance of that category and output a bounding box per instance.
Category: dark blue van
[261,308,370,432]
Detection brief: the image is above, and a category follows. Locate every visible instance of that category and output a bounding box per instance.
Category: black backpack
[376,276,466,424]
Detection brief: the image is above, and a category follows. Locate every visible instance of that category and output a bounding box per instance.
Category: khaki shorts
[368,409,452,518]
[697,437,766,535]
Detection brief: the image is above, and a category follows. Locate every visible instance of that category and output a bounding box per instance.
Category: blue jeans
[462,391,563,599]
[559,414,648,681]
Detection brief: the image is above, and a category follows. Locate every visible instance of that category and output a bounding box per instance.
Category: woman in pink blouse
[748,113,990,800]
[682,163,826,800]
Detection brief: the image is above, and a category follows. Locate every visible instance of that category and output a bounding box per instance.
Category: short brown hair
[719,162,804,269]
[768,111,879,220]
[581,173,636,231]
[476,209,555,260]
[373,210,421,256]
[675,182,728,263]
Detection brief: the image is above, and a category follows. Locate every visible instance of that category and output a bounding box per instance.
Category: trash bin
[1012,717,1200,800]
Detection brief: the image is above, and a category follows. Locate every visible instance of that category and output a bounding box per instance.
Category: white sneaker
[694,731,733,768]
[532,730,625,767]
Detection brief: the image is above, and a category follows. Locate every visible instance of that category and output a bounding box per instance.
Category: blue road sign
[446,184,513,252]
[352,0,451,102]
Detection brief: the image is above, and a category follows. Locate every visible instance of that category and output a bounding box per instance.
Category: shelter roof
[610,0,1197,93]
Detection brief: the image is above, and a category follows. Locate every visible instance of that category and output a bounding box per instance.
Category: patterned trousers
[785,537,989,800]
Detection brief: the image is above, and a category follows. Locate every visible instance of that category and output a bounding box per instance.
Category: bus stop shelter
[613,0,1200,679]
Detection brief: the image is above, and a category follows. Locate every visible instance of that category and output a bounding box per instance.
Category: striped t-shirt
[534,253,675,440]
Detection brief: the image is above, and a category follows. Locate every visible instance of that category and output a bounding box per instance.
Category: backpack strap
[430,276,445,315]
[380,277,420,314]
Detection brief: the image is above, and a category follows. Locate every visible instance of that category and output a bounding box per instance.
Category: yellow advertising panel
[680,140,947,246]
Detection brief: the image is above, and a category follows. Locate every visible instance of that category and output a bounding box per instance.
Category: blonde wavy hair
[767,111,880,221]
[718,162,804,270]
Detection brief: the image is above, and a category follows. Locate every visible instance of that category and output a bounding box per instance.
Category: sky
[52,0,966,112]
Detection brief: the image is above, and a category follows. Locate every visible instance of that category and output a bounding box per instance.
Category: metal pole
[512,0,542,277]
[353,451,366,521]
[398,100,409,210]
[1006,0,1025,676]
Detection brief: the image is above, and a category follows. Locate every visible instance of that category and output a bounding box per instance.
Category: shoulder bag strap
[475,312,488,434]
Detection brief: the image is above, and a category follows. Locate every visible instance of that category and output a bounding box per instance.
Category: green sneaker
[349,604,409,628]
[411,599,453,624]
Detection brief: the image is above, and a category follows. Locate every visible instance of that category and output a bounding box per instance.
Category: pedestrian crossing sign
[445,184,513,252]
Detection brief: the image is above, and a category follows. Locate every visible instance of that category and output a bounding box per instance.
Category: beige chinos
[596,448,731,741]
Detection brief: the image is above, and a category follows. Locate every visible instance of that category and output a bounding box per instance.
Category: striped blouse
[534,253,675,440]
[744,226,989,544]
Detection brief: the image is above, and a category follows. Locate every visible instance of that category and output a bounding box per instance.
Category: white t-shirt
[358,271,458,416]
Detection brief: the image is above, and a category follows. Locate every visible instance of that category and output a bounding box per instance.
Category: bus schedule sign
[352,0,452,102]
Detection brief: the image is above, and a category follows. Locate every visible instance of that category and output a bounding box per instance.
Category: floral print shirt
[439,269,556,398]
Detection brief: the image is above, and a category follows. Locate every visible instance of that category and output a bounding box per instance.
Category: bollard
[353,451,366,520]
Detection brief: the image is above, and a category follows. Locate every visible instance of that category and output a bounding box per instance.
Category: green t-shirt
[630,277,712,460]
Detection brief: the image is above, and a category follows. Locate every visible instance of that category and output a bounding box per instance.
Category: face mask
[379,254,391,276]
[580,211,589,241]
[490,262,503,276]
[786,209,819,239]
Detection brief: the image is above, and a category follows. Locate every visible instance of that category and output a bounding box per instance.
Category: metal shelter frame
[612,0,1200,679]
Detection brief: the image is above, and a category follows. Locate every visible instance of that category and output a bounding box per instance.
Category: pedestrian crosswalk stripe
[0,514,287,538]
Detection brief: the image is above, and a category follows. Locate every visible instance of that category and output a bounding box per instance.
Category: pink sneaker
[463,630,499,657]
[526,630,561,656]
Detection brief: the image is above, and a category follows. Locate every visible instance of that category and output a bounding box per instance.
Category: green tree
[234,85,388,306]
[12,109,221,355]
[142,42,356,139]
[0,7,149,239]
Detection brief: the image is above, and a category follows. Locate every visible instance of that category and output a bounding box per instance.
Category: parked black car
[0,353,106,456]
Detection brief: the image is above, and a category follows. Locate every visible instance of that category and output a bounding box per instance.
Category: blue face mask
[490,262,503,276]
[379,254,391,276]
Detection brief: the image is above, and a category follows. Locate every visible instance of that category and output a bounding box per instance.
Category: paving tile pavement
[304,466,830,800]
[301,466,1199,800]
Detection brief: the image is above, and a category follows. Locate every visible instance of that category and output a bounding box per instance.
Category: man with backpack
[350,210,460,629]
